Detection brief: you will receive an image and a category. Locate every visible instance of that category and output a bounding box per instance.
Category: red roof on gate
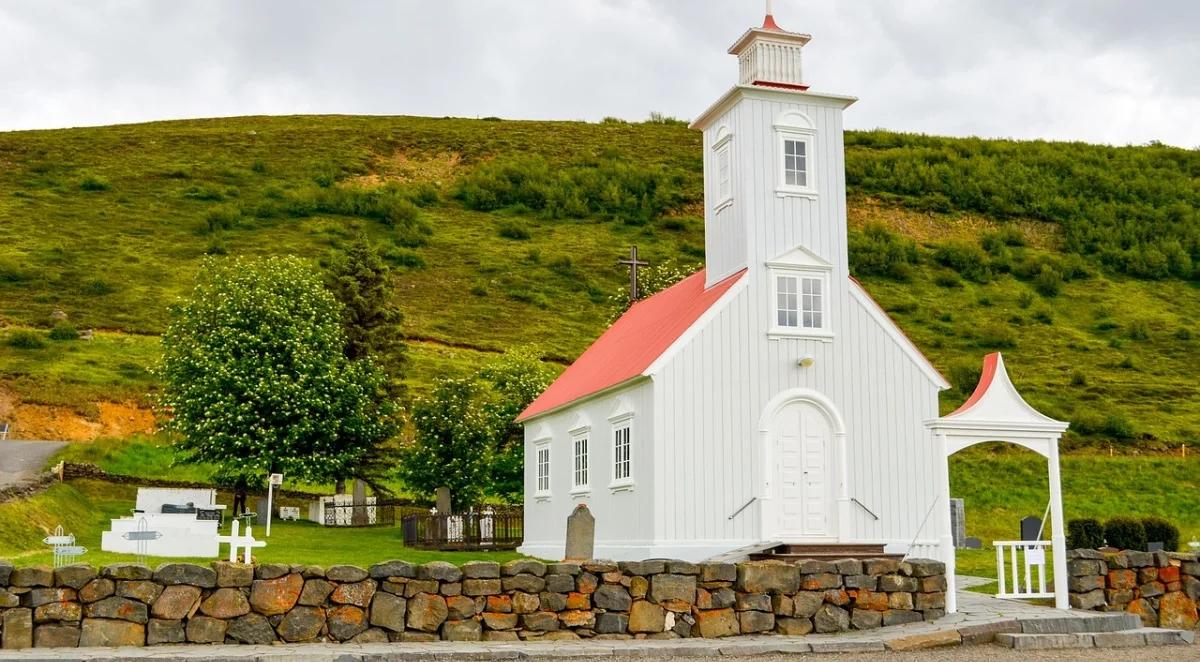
[517,268,746,422]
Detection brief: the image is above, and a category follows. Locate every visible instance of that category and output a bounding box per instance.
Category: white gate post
[1047,438,1068,609]
[937,432,957,614]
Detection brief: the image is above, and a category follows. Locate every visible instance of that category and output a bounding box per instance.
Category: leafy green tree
[326,234,408,383]
[399,378,494,510]
[478,348,557,502]
[159,255,398,487]
[606,258,703,324]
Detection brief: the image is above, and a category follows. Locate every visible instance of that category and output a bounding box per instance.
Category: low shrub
[1034,264,1063,297]
[1141,517,1180,551]
[932,241,992,283]
[1067,518,1104,550]
[205,205,241,233]
[454,154,691,225]
[1104,516,1147,551]
[1070,370,1087,387]
[6,329,45,350]
[49,325,80,341]
[498,222,531,240]
[79,173,111,191]
[933,272,962,288]
[0,257,32,283]
[975,323,1017,349]
[949,361,982,395]
[848,224,919,281]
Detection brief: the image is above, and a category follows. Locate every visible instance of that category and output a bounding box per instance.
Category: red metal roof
[518,269,746,422]
[947,352,999,416]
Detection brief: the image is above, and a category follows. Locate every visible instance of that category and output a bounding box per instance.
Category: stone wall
[1067,549,1199,630]
[0,557,946,649]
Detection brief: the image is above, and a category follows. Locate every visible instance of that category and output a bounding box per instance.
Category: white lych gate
[927,352,1070,612]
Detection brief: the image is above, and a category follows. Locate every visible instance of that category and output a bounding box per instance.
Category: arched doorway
[759,389,847,543]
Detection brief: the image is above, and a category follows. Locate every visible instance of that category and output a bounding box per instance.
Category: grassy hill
[1,114,1198,449]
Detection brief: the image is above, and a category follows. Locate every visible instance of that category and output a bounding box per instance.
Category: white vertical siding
[653,88,946,558]
[519,380,657,560]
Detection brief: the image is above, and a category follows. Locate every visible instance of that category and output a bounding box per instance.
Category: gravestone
[1147,541,1165,552]
[1020,516,1042,541]
[435,487,452,514]
[352,479,367,526]
[964,537,982,549]
[949,498,966,548]
[564,503,595,560]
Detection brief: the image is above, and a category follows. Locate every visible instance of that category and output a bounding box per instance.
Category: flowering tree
[398,378,494,510]
[158,256,398,487]
[478,348,557,502]
[398,349,556,507]
[606,258,703,324]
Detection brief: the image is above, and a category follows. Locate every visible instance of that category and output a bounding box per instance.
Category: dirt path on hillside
[0,386,155,441]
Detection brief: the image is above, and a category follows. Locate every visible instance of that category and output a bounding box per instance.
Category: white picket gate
[994,540,1053,599]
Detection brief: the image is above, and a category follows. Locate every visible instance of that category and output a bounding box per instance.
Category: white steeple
[727,3,812,90]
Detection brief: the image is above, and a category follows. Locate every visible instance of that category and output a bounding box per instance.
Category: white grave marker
[215,519,266,563]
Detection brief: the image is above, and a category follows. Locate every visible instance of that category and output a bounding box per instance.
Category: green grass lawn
[7,442,1196,573]
[0,480,524,568]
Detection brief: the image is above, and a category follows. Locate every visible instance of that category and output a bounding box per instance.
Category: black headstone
[1020,516,1042,541]
[1147,541,1165,552]
[964,537,983,549]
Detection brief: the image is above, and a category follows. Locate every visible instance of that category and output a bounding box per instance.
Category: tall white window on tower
[572,433,589,490]
[717,145,732,205]
[783,138,807,188]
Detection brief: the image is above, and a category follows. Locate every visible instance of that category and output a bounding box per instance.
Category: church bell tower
[691,3,856,289]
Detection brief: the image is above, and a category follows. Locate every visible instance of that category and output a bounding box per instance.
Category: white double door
[772,400,834,539]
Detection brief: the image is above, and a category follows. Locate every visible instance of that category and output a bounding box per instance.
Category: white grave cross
[215,519,266,563]
[43,525,87,568]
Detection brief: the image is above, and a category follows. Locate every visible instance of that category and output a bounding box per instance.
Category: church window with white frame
[713,128,733,211]
[612,419,632,484]
[783,137,807,188]
[572,431,589,491]
[534,441,551,498]
[774,111,817,198]
[776,274,825,330]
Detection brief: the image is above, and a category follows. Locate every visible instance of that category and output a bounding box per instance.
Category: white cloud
[0,0,1196,146]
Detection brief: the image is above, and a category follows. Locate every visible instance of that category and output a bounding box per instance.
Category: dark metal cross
[619,246,650,303]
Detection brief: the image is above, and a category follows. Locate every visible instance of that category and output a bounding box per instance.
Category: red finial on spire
[762,0,783,31]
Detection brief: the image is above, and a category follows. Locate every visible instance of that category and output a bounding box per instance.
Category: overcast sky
[1,1,1197,147]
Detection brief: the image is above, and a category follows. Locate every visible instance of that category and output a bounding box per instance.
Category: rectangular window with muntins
[573,435,589,488]
[776,275,799,327]
[784,138,807,188]
[801,277,823,328]
[613,425,631,481]
[536,446,551,495]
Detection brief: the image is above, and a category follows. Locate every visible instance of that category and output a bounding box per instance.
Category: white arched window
[774,111,817,199]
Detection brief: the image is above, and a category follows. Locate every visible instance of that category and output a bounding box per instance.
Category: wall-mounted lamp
[797,355,815,368]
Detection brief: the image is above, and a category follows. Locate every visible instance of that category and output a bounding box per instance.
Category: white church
[517,8,1071,609]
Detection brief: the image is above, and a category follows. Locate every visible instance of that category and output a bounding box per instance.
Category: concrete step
[996,628,1195,650]
[1018,612,1142,634]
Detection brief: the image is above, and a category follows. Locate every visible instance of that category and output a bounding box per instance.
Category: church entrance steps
[748,542,906,562]
[996,628,1194,650]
